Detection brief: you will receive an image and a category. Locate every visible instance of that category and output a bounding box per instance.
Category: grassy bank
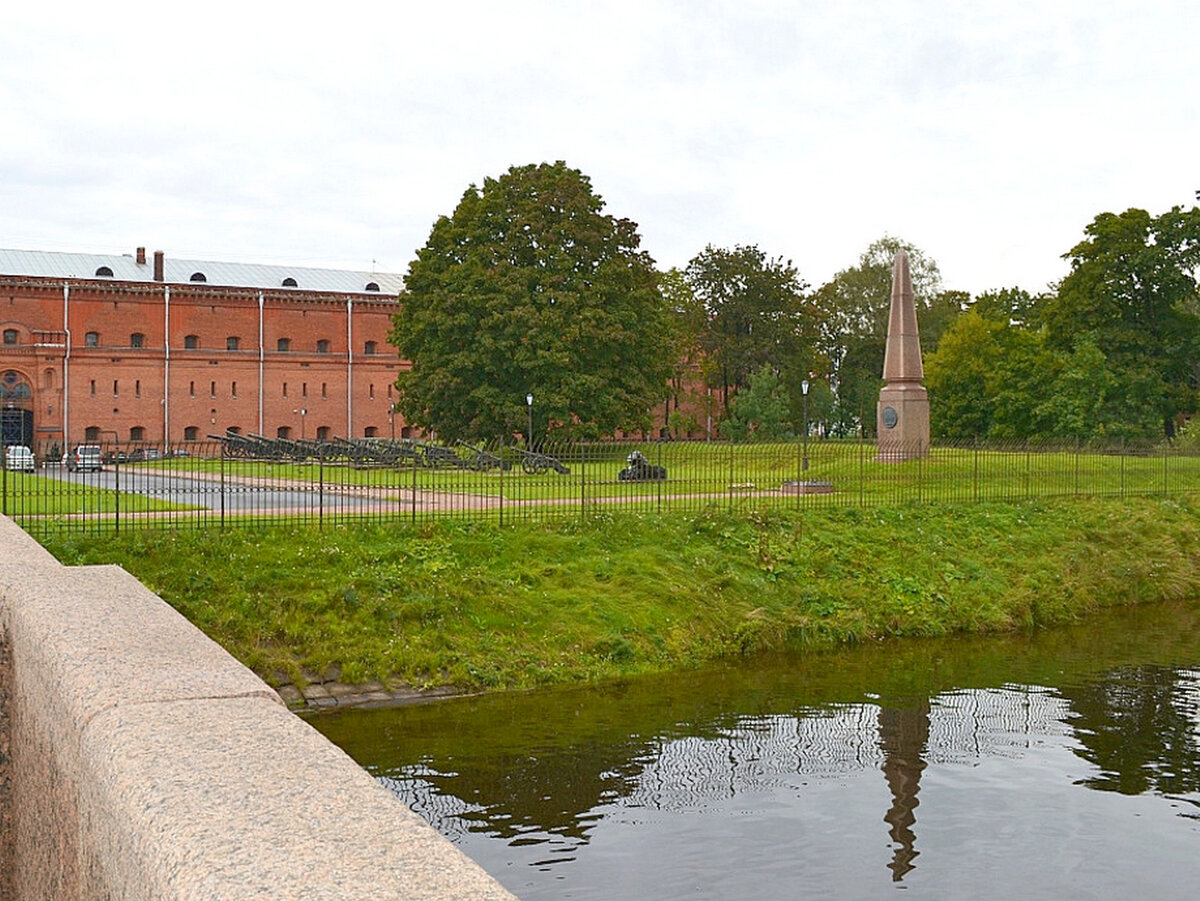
[38,496,1200,691]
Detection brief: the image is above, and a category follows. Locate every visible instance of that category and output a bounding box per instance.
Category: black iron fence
[3,435,1198,538]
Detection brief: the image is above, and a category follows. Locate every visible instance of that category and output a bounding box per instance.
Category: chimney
[153,250,164,282]
[136,246,146,265]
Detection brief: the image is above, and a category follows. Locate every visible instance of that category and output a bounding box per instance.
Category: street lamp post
[801,379,810,472]
[294,407,307,440]
[526,393,534,449]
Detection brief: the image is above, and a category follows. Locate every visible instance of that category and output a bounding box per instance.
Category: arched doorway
[0,370,34,445]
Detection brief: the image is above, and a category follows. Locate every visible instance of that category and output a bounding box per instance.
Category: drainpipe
[163,285,171,442]
[258,292,265,434]
[62,282,71,446]
[346,297,353,437]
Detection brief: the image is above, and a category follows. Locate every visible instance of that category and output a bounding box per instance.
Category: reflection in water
[314,601,1200,900]
[878,700,930,881]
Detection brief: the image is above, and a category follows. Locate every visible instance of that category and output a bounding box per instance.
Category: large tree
[390,162,671,441]
[683,244,819,412]
[1040,204,1200,436]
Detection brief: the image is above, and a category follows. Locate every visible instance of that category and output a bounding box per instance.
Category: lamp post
[526,393,534,449]
[801,379,810,472]
[294,407,307,440]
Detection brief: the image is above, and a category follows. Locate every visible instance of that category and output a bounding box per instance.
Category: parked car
[65,445,102,472]
[5,445,35,472]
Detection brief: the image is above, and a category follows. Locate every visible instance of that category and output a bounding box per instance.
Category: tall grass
[39,495,1200,692]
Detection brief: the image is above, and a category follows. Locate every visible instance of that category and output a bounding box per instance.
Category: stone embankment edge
[0,515,516,901]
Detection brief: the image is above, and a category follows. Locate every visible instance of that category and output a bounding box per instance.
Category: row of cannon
[207,433,573,474]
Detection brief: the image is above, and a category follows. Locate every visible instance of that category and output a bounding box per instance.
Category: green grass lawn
[113,439,1200,506]
[38,496,1200,693]
[0,471,191,517]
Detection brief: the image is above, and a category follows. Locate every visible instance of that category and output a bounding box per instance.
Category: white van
[5,445,35,472]
[65,445,102,472]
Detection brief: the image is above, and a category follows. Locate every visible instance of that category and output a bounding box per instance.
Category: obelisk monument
[877,250,929,461]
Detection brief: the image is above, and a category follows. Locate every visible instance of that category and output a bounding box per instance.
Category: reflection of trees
[313,602,1200,871]
[1062,666,1200,796]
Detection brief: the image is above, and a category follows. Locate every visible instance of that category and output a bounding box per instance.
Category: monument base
[877,383,929,462]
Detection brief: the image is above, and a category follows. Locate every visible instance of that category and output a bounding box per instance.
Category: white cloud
[1,0,1196,293]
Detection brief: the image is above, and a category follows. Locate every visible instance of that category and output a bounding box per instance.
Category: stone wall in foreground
[0,516,515,900]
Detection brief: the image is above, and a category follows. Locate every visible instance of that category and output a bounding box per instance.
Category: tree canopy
[682,243,821,431]
[389,162,671,441]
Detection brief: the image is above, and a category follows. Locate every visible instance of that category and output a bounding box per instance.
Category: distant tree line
[390,161,1200,444]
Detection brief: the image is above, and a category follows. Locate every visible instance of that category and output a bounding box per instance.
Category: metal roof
[0,248,404,295]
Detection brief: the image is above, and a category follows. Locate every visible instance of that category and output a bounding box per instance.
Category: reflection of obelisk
[878,701,931,882]
[877,250,929,461]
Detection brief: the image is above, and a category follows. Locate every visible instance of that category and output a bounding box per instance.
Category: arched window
[227,426,241,435]
[189,272,207,282]
[226,336,240,350]
[316,426,331,441]
[184,335,199,349]
[184,426,199,441]
[276,426,291,439]
[2,329,17,345]
[364,340,377,355]
[364,282,380,292]
[85,331,99,347]
[364,426,378,438]
[277,337,291,352]
[281,277,298,287]
[85,426,100,441]
[130,333,145,348]
[316,339,330,354]
[130,426,145,442]
[94,266,113,277]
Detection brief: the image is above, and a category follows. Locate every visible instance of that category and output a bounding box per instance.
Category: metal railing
[4,434,1197,538]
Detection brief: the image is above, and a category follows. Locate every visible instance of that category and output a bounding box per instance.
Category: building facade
[0,247,410,455]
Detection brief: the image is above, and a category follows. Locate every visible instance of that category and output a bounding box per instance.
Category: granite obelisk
[876,250,929,461]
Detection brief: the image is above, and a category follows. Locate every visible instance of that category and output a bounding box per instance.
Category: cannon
[458,441,512,471]
[618,449,667,481]
[515,447,570,475]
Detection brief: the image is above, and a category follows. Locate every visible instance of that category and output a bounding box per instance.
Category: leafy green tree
[719,364,793,441]
[660,267,710,434]
[684,245,817,409]
[390,162,671,441]
[1040,204,1200,435]
[814,236,943,435]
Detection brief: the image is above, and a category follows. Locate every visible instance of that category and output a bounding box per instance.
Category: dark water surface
[313,602,1200,899]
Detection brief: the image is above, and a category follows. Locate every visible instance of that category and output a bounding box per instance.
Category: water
[313,601,1200,899]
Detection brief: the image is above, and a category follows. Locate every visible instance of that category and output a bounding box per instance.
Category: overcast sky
[2,0,1195,297]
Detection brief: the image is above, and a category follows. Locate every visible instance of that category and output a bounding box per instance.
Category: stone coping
[0,515,516,900]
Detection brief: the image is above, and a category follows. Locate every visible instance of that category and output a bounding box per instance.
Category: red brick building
[0,247,410,455]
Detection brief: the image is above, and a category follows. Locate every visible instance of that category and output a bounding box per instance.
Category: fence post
[411,449,418,524]
[1074,435,1080,497]
[858,427,865,508]
[728,441,734,512]
[219,447,226,530]
[1120,437,1126,498]
[973,436,980,504]
[113,454,121,535]
[498,440,505,527]
[657,439,663,513]
[579,440,586,523]
[318,454,325,528]
[1025,438,1031,500]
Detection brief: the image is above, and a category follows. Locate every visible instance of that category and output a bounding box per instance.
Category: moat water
[313,601,1200,899]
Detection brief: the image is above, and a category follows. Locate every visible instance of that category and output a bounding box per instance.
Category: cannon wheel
[521,458,543,475]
